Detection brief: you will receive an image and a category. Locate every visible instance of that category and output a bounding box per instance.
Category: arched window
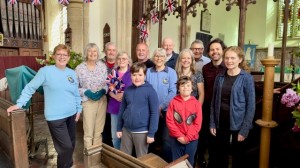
[277,0,300,39]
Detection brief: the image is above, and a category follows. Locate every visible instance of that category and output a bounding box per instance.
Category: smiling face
[224,50,242,70]
[136,43,149,62]
[87,47,98,62]
[153,54,166,69]
[152,48,167,70]
[180,52,192,69]
[116,53,130,69]
[105,44,117,62]
[208,42,223,62]
[179,80,193,98]
[190,43,204,60]
[53,49,70,69]
[131,68,146,87]
[162,38,174,56]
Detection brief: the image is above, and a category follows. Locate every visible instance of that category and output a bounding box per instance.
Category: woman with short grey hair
[146,48,177,162]
[75,43,108,148]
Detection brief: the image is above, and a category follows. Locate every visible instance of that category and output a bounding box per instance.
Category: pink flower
[281,88,300,107]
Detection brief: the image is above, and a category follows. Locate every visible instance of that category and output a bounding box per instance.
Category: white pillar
[68,0,83,54]
[116,0,132,55]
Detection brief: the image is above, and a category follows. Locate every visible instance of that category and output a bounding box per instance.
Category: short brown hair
[176,76,193,91]
[130,62,147,75]
[53,44,70,56]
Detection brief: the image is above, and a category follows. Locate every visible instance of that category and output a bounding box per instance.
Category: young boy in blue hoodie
[116,62,159,157]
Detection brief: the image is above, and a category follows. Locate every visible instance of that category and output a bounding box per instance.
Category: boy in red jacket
[166,76,202,165]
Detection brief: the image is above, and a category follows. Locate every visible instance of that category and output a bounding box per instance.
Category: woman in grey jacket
[210,46,255,168]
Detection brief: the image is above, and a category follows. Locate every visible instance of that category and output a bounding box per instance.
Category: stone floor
[29,114,84,168]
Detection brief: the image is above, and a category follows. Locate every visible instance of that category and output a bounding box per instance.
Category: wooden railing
[0,97,28,168]
[84,144,192,168]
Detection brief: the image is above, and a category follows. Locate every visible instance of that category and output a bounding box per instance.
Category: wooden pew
[84,144,192,168]
[0,97,28,168]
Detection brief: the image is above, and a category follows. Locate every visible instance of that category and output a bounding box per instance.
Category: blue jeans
[170,137,198,166]
[111,113,121,150]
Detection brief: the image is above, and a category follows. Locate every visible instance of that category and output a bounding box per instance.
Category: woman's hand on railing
[273,88,281,94]
[7,105,20,116]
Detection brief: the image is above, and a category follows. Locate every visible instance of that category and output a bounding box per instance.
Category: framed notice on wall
[200,9,211,33]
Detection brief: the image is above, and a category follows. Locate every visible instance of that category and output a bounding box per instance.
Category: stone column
[83,2,89,48]
[68,0,83,54]
[116,0,132,55]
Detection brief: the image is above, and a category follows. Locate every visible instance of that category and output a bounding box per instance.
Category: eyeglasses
[154,55,165,58]
[117,58,128,61]
[190,48,204,51]
[55,54,69,57]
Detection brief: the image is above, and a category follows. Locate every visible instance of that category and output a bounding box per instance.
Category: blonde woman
[175,48,204,104]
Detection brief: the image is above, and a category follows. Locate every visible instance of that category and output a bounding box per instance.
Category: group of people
[6,37,255,168]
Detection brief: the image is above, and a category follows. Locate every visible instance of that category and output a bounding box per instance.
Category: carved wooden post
[280,0,290,82]
[256,58,280,168]
[238,0,246,48]
[179,0,187,50]
[158,0,163,47]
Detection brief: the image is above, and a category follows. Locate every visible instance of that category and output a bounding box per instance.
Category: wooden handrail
[278,76,300,92]
[0,97,29,167]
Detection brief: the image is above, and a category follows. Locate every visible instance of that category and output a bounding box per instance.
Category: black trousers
[47,114,76,168]
[214,129,246,168]
[195,102,218,167]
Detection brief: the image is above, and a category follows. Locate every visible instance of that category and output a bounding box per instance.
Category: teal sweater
[17,65,82,121]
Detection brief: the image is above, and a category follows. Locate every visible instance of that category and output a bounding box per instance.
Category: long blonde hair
[175,49,196,78]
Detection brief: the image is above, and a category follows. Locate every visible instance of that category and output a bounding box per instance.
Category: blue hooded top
[117,81,159,137]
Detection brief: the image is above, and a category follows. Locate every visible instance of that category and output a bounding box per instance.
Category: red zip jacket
[166,95,202,143]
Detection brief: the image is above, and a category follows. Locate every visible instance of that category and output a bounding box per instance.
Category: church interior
[1,0,300,167]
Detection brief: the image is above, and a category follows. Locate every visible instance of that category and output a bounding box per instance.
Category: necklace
[182,70,191,76]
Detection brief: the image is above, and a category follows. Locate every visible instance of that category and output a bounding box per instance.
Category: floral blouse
[75,61,108,102]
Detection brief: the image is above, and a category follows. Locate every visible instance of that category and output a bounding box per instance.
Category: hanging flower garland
[8,0,17,5]
[150,9,159,24]
[32,0,42,6]
[58,0,69,5]
[165,0,176,14]
[106,69,125,95]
